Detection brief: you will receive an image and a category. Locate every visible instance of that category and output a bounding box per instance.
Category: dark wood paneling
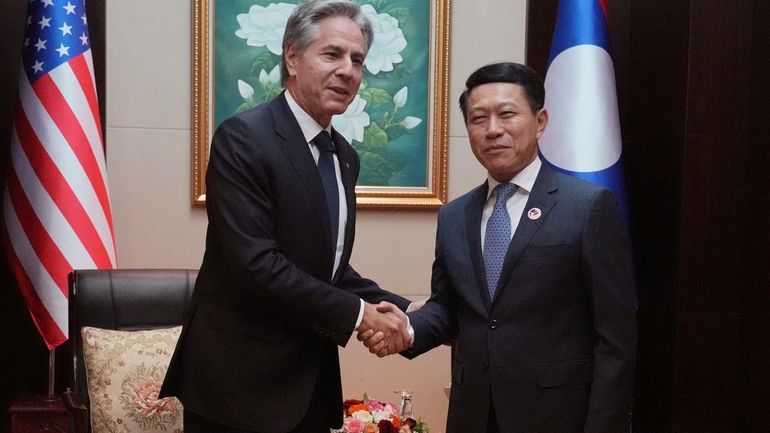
[749,1,770,134]
[86,0,106,138]
[0,0,25,164]
[623,136,682,310]
[679,133,748,314]
[623,0,690,140]
[674,313,745,433]
[633,305,676,432]
[525,0,558,77]
[742,1,770,422]
[739,312,770,433]
[624,135,681,432]
[686,0,753,134]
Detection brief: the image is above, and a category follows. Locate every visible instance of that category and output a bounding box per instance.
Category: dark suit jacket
[406,164,637,433]
[160,93,410,432]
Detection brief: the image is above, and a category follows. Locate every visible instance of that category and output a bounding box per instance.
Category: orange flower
[390,416,402,428]
[363,423,379,433]
[348,404,369,415]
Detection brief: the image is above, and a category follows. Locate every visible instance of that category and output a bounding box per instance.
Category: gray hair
[281,0,374,85]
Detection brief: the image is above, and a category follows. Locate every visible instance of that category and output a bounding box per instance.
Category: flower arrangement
[337,398,429,433]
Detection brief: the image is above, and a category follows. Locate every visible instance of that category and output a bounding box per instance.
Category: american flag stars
[23,0,90,79]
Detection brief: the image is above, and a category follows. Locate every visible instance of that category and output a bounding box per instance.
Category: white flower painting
[235,2,295,55]
[360,4,407,75]
[333,95,371,144]
[219,0,431,187]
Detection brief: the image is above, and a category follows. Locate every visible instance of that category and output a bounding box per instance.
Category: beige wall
[105,1,527,431]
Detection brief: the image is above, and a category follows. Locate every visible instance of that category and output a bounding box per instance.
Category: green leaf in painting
[363,122,388,149]
[357,150,392,185]
[235,101,258,113]
[267,87,283,101]
[249,51,279,77]
[359,88,392,109]
[387,149,409,173]
[385,124,408,141]
[387,63,413,80]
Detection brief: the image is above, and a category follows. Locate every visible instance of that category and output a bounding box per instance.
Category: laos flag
[540,0,629,218]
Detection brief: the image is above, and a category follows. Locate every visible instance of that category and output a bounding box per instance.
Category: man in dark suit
[373,62,637,433]
[160,1,413,432]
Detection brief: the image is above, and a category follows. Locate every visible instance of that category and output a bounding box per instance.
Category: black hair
[458,62,545,123]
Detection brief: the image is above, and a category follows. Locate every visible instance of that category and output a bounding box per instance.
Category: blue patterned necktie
[313,131,339,250]
[483,183,517,298]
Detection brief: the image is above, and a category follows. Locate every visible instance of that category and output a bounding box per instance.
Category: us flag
[3,0,116,349]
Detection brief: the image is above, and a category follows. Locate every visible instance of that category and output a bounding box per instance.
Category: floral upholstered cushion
[80,326,184,433]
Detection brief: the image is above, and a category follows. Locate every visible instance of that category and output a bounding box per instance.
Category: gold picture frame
[191,0,450,209]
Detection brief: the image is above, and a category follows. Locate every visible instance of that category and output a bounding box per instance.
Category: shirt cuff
[406,314,415,347]
[354,299,365,330]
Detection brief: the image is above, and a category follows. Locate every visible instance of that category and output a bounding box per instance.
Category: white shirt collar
[284,90,330,143]
[486,156,542,199]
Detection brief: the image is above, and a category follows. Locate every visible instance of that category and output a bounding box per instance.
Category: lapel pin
[527,207,542,220]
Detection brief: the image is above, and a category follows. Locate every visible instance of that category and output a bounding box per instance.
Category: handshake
[355,300,423,358]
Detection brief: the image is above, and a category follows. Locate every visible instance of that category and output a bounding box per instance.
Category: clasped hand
[356,302,410,358]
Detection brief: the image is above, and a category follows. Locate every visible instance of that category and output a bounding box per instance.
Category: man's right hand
[356,302,410,356]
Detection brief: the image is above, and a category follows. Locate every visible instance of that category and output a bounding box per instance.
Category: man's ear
[284,44,299,78]
[536,108,549,139]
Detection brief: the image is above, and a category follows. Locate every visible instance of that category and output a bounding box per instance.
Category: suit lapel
[464,183,493,310]
[270,93,335,270]
[491,164,559,306]
[332,128,358,281]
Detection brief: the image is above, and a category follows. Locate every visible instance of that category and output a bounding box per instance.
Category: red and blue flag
[540,0,629,217]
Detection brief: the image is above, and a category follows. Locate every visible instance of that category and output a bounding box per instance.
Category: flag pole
[48,349,56,399]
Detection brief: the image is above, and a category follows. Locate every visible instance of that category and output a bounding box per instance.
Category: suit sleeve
[336,265,411,312]
[581,189,638,433]
[403,208,459,358]
[205,115,362,347]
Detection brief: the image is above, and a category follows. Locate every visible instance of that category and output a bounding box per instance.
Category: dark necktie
[483,183,517,298]
[313,131,339,250]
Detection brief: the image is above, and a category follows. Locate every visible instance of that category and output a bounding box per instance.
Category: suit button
[489,320,498,329]
[482,361,489,371]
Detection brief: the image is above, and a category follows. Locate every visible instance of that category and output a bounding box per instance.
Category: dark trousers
[184,363,336,433]
[488,398,500,433]
[184,405,331,433]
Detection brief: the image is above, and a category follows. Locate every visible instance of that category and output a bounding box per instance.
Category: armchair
[66,268,197,432]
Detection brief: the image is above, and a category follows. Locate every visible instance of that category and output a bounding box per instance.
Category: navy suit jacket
[406,164,637,433]
[160,93,410,432]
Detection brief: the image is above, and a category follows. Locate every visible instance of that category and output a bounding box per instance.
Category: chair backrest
[68,268,197,406]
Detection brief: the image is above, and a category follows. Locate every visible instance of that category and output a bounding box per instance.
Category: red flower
[378,419,396,433]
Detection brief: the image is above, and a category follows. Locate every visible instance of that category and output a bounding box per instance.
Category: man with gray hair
[160,1,412,432]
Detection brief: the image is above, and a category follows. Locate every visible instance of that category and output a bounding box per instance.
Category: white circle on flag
[540,45,622,172]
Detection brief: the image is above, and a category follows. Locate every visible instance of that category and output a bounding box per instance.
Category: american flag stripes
[3,0,116,349]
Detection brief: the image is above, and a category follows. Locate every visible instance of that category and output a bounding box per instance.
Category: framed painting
[191,0,451,208]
